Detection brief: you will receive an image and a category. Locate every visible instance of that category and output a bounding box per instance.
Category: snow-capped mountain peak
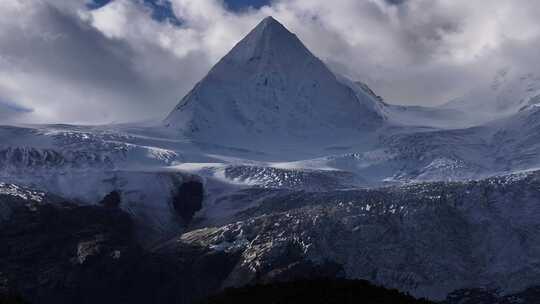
[164,17,384,148]
[222,16,311,67]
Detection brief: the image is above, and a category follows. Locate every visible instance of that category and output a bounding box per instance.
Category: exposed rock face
[177,171,540,300]
[99,191,121,208]
[172,180,204,222]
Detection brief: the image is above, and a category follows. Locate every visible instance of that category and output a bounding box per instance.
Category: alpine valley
[2,17,540,304]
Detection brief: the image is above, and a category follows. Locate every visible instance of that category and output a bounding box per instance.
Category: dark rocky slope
[0,192,235,304]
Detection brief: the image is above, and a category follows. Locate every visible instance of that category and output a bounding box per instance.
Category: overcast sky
[1,0,540,124]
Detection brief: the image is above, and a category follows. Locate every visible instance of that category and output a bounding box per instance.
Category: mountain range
[2,16,540,303]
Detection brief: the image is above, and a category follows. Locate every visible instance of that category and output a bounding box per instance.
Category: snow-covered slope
[441,69,540,125]
[383,104,470,129]
[164,17,384,148]
[0,125,198,244]
[484,106,540,171]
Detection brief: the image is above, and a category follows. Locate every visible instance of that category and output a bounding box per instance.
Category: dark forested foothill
[0,198,235,304]
[202,279,434,304]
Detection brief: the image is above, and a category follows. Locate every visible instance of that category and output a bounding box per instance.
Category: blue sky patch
[87,0,182,25]
[224,0,271,11]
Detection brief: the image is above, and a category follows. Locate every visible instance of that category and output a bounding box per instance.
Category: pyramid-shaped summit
[165,16,384,146]
[215,16,313,71]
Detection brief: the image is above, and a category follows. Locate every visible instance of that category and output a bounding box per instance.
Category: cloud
[0,99,33,123]
[262,0,540,104]
[1,0,539,124]
[0,0,207,124]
